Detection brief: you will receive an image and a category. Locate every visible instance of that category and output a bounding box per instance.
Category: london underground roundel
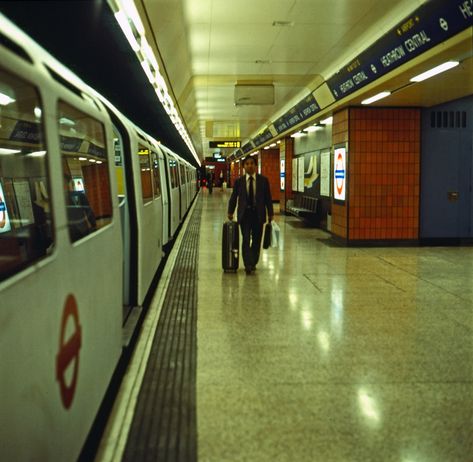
[56,294,82,409]
[334,147,347,201]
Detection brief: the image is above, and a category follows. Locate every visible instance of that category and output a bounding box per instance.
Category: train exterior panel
[0,12,198,462]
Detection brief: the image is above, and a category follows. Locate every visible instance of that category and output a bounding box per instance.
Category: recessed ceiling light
[361,91,391,105]
[410,61,459,82]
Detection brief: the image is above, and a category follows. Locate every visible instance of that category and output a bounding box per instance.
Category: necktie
[248,176,254,207]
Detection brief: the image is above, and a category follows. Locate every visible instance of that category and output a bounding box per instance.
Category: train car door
[157,147,170,245]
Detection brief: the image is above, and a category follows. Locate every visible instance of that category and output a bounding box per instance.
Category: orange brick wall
[331,109,349,239]
[230,161,241,187]
[348,107,420,240]
[261,148,280,202]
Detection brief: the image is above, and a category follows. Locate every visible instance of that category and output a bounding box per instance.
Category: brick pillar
[280,137,294,212]
[261,148,280,202]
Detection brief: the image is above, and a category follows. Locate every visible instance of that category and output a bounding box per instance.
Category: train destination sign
[274,94,320,134]
[327,0,473,100]
[209,141,240,148]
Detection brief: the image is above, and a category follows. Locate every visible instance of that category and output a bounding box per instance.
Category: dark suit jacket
[228,174,274,224]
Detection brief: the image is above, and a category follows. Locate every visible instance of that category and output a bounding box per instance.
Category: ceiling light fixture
[0,92,15,106]
[303,125,319,133]
[410,60,460,82]
[361,91,391,105]
[320,116,333,125]
[0,148,21,155]
[290,131,306,138]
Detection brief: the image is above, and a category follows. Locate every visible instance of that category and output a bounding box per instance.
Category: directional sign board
[209,141,240,148]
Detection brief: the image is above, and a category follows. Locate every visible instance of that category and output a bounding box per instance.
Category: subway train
[0,13,197,461]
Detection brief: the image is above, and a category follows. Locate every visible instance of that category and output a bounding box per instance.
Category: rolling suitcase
[222,220,239,272]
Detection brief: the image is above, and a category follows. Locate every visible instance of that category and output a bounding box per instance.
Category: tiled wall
[331,109,349,239]
[348,107,420,240]
[83,163,113,219]
[261,148,280,202]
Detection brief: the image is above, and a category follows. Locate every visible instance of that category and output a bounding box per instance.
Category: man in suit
[227,155,274,274]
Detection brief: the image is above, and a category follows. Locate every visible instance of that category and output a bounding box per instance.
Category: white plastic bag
[270,221,280,248]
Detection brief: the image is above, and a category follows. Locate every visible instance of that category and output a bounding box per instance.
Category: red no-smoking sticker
[56,294,82,409]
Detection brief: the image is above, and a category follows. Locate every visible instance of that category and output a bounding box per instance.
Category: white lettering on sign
[404,30,431,52]
[459,0,473,18]
[353,71,368,85]
[340,79,355,94]
[381,45,406,67]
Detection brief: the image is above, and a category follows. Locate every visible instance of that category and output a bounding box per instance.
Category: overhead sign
[209,141,240,148]
[253,129,273,147]
[334,147,347,201]
[241,142,254,154]
[9,120,42,144]
[56,294,82,409]
[274,94,320,134]
[327,0,473,100]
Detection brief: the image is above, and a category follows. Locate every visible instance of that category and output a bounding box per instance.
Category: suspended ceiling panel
[141,0,453,160]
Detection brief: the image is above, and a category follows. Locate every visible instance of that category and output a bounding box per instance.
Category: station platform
[96,188,473,462]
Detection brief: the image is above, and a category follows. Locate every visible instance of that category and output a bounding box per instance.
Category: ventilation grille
[430,111,467,129]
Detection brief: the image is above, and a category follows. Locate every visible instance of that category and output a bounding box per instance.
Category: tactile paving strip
[123,199,202,462]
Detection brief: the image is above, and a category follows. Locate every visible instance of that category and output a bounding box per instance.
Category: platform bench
[286,195,319,222]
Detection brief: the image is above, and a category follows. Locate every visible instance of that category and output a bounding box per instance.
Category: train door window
[151,151,161,198]
[138,144,153,204]
[179,164,185,185]
[58,101,112,243]
[0,67,53,282]
[169,158,178,188]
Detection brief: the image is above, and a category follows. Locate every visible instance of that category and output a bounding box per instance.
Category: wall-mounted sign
[280,160,285,191]
[333,147,347,201]
[209,141,240,148]
[326,0,473,100]
[241,142,254,154]
[274,94,320,134]
[253,129,273,147]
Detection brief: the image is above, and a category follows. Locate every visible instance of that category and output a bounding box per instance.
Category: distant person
[219,171,224,187]
[207,172,213,194]
[227,155,273,274]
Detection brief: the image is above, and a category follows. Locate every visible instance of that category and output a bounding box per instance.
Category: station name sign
[209,141,240,148]
[274,94,320,134]
[253,129,273,148]
[327,0,473,100]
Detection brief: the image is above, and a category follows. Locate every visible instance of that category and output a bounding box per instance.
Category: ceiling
[137,0,473,161]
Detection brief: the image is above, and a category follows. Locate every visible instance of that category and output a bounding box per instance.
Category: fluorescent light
[361,91,391,105]
[0,148,21,155]
[410,61,459,82]
[140,60,155,83]
[264,146,270,150]
[115,10,140,52]
[79,157,87,161]
[34,107,42,118]
[320,116,333,125]
[96,160,103,164]
[89,159,97,163]
[277,141,281,144]
[59,117,75,126]
[141,38,159,72]
[290,131,306,138]
[303,125,319,133]
[0,92,15,106]
[121,0,145,35]
[27,152,45,158]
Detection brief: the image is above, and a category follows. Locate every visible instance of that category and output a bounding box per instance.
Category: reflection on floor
[197,188,473,462]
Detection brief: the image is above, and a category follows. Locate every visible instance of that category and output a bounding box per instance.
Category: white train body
[0,13,197,461]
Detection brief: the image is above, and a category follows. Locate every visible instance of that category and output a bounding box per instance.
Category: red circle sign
[56,294,82,409]
[335,152,345,196]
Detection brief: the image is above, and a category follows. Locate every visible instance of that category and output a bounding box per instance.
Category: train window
[169,159,179,188]
[179,164,186,184]
[138,144,153,204]
[151,151,161,198]
[0,67,53,282]
[59,101,112,242]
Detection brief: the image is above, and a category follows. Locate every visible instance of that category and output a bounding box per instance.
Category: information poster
[333,146,347,201]
[0,181,12,233]
[298,157,305,192]
[320,151,331,197]
[292,158,298,192]
[13,180,34,226]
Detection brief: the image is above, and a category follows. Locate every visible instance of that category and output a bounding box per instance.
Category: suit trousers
[240,208,264,269]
